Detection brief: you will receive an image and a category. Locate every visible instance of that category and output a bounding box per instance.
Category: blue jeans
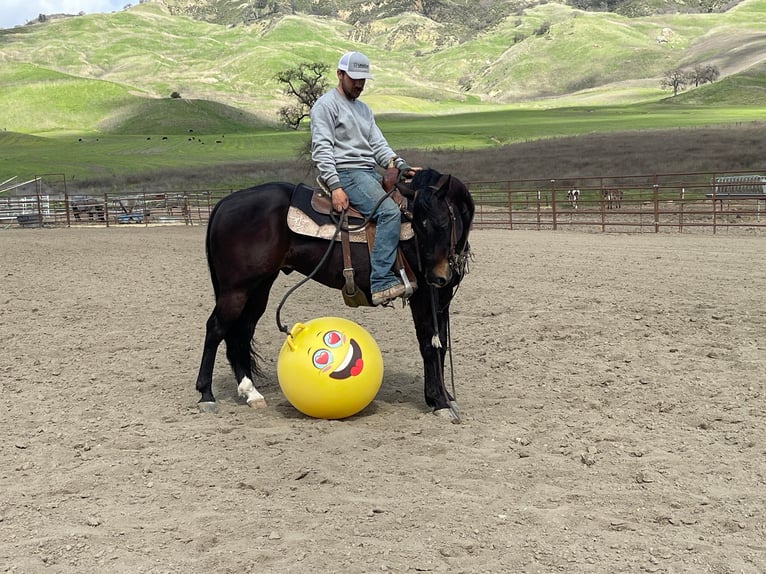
[338,169,401,293]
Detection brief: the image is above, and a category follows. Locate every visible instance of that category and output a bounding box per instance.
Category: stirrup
[371,283,407,306]
[398,267,417,298]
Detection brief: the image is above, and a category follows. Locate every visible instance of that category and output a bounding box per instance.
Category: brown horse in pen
[602,188,623,209]
[194,169,475,422]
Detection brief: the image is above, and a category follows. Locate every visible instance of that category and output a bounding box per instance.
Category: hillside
[22,0,743,29]
[0,0,764,137]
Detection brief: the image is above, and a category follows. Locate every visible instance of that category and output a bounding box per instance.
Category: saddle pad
[287,183,414,243]
[287,206,413,243]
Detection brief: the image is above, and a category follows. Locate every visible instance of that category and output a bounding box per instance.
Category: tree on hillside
[661,68,688,96]
[534,20,551,36]
[275,62,329,130]
[689,63,720,87]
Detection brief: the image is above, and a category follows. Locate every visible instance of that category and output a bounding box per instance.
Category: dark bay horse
[195,168,475,422]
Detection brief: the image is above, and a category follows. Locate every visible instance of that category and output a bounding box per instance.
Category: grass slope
[0,0,764,183]
[0,0,764,133]
[1,103,763,184]
[0,64,135,135]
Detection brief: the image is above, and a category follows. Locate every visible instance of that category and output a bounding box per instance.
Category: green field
[1,102,764,185]
[1,0,764,186]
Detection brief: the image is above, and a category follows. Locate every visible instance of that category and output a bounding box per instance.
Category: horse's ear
[433,174,452,200]
[458,180,475,219]
[449,177,475,223]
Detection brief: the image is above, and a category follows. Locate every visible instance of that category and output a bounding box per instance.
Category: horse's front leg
[410,296,461,423]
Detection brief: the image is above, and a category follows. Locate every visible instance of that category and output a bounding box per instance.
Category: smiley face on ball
[278,317,384,419]
[309,329,365,379]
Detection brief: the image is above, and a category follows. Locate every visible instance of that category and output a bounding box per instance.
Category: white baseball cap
[338,51,374,80]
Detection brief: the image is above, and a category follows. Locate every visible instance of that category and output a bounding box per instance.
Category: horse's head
[404,168,475,288]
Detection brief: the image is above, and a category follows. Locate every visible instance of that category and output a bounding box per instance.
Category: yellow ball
[277,317,383,419]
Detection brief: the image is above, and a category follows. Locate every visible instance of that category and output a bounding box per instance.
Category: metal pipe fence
[467,170,766,233]
[2,170,765,233]
[1,177,234,228]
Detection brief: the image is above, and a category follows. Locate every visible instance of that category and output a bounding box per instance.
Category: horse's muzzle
[427,260,452,287]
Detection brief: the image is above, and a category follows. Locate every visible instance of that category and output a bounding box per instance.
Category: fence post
[550,179,557,231]
[507,189,513,230]
[536,189,541,230]
[65,190,72,227]
[652,182,660,233]
[35,178,44,226]
[678,187,684,233]
[183,192,192,226]
[599,177,606,232]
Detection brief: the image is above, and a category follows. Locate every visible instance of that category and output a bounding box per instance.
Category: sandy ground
[1,226,764,574]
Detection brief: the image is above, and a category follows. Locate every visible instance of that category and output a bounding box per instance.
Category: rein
[422,174,471,419]
[275,192,346,333]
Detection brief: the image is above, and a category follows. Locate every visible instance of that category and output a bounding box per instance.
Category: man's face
[338,70,365,100]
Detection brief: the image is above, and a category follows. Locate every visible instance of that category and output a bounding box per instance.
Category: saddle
[286,183,413,242]
[286,169,417,307]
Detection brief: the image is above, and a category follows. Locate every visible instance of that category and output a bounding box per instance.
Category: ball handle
[285,322,306,351]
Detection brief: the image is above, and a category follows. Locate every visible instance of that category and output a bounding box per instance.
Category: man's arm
[310,99,341,192]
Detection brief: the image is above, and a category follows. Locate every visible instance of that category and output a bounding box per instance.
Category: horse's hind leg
[225,278,277,408]
[195,284,252,411]
[195,307,230,410]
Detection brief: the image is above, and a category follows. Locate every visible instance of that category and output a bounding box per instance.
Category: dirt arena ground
[1,226,764,574]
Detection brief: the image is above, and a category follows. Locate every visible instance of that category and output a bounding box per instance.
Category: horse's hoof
[238,377,266,408]
[198,401,219,414]
[434,406,461,424]
[247,397,268,409]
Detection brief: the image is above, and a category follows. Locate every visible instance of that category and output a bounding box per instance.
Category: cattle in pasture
[602,188,622,209]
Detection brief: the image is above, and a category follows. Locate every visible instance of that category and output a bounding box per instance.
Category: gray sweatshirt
[310,87,405,191]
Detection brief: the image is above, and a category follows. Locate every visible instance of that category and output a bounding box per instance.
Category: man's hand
[401,166,422,180]
[331,187,349,212]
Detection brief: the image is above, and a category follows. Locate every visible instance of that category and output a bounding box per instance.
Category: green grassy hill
[0,0,764,184]
[1,0,764,136]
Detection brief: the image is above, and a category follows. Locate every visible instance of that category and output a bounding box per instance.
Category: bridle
[446,201,471,283]
[411,173,471,291]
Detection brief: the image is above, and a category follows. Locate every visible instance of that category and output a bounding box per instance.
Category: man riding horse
[194,51,475,422]
[310,50,420,306]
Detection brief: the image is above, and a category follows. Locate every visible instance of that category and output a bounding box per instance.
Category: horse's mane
[409,168,474,259]
[409,168,474,218]
[410,168,444,190]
